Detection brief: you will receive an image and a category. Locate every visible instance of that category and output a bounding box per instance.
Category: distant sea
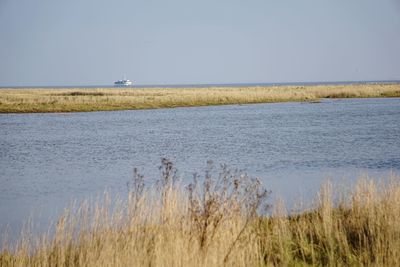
[1,80,400,89]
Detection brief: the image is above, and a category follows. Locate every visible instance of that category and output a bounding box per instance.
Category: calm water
[1,98,400,234]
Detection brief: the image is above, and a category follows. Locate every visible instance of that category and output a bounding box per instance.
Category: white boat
[114,79,133,87]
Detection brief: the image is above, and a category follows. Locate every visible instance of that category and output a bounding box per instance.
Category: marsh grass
[1,83,399,113]
[1,161,400,266]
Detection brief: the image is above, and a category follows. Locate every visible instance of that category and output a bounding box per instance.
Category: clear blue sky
[0,0,399,86]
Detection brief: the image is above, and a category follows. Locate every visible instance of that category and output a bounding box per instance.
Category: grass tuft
[1,161,400,266]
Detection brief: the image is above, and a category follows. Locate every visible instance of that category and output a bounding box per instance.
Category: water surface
[1,98,400,234]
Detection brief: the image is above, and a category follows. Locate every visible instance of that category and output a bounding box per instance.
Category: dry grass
[259,177,400,266]
[1,161,400,266]
[0,83,399,113]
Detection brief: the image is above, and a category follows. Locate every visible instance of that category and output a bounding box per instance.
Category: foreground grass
[1,161,400,266]
[0,83,399,113]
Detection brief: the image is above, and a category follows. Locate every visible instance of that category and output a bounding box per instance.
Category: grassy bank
[1,83,399,113]
[1,161,400,266]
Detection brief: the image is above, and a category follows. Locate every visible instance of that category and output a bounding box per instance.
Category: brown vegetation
[1,161,399,266]
[0,83,399,113]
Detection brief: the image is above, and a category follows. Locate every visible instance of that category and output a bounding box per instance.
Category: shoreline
[1,173,400,266]
[1,83,399,113]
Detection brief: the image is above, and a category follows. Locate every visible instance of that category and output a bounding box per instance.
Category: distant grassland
[0,83,399,113]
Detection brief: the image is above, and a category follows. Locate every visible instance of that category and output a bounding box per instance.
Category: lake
[1,98,400,235]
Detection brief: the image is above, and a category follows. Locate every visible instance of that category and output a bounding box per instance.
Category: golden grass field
[0,83,399,113]
[1,160,400,266]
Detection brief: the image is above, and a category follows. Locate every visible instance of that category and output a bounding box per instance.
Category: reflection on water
[1,98,400,233]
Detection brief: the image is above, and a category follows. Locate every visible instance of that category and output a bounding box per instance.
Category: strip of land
[0,83,399,113]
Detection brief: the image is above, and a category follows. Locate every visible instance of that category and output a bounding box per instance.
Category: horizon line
[1,79,400,89]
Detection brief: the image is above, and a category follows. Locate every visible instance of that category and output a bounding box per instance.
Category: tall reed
[1,161,399,266]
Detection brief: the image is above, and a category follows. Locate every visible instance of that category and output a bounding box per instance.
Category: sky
[0,0,399,86]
